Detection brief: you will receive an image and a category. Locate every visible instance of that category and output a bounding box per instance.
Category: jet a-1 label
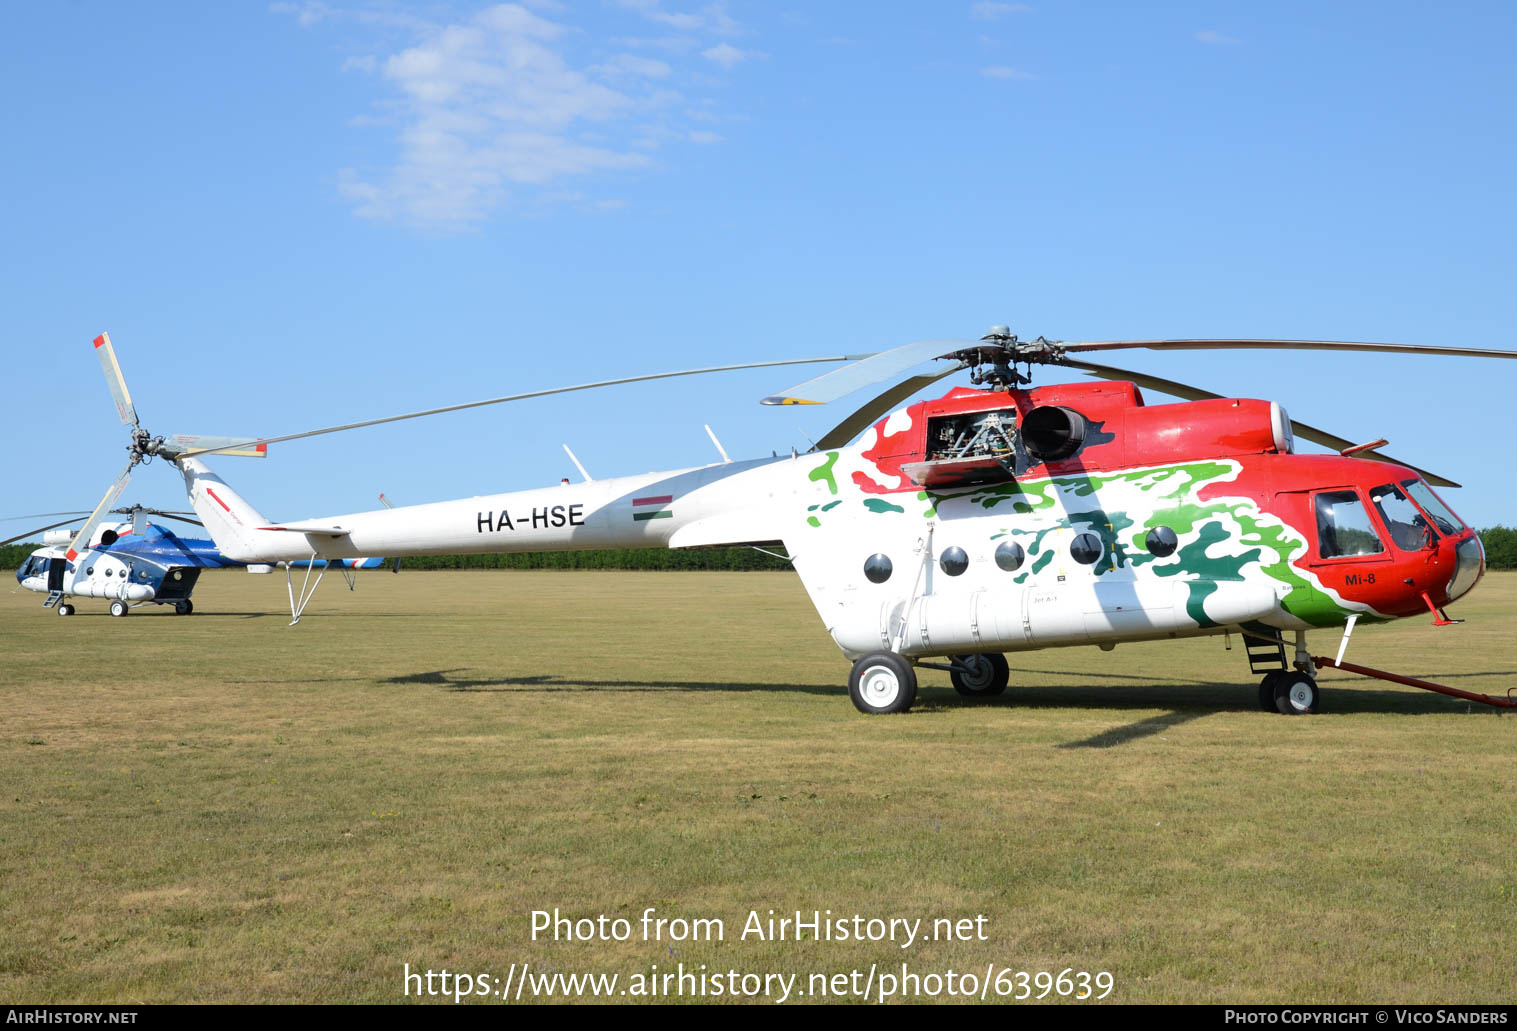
[477,504,586,533]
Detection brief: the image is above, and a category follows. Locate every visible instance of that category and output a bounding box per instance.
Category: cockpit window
[1403,479,1465,536]
[1370,483,1434,551]
[1315,491,1386,558]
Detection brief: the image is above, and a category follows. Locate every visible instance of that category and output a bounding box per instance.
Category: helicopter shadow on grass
[384,668,841,698]
[385,666,1507,720]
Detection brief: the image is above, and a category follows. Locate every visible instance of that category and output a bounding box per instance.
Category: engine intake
[1020,405,1087,462]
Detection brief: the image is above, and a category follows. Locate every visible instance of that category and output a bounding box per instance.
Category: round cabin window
[1070,533,1102,565]
[994,541,1025,572]
[939,547,969,576]
[863,553,893,584]
[1146,526,1179,557]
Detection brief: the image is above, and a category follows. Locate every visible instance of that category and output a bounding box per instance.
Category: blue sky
[4,1,1515,530]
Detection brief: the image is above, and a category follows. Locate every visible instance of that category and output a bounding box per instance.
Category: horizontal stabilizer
[257,523,350,537]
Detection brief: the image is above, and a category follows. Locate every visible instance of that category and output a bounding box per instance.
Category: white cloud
[701,42,758,69]
[281,2,752,227]
[980,65,1033,80]
[270,1,333,27]
[616,0,741,36]
[1195,29,1240,45]
[970,2,1032,20]
[592,54,674,80]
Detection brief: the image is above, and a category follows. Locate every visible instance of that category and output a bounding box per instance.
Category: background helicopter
[31,330,1517,713]
[4,501,394,617]
[6,504,231,617]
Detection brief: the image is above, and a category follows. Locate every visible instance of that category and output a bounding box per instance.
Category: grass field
[2,569,1514,1004]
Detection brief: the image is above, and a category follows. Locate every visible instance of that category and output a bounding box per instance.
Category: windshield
[1403,479,1465,536]
[1315,491,1386,558]
[1369,483,1434,550]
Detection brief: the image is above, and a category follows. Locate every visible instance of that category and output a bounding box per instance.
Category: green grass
[2,569,1514,1004]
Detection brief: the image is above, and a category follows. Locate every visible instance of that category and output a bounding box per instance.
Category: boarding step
[1241,627,1288,674]
[43,590,64,609]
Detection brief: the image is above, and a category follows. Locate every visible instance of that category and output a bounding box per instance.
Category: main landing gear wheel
[1273,673,1320,715]
[1257,672,1286,712]
[174,600,194,616]
[57,604,75,617]
[109,600,129,618]
[950,653,1010,697]
[848,652,918,715]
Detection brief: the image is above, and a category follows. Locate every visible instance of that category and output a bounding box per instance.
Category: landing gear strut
[848,652,917,714]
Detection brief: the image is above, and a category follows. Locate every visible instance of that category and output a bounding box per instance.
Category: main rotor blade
[1060,338,1517,360]
[1063,358,1462,488]
[763,339,975,406]
[1,511,92,522]
[1,518,87,549]
[93,332,140,428]
[178,355,871,459]
[1059,359,1226,404]
[814,365,967,450]
[111,507,199,516]
[62,461,135,560]
[141,512,204,528]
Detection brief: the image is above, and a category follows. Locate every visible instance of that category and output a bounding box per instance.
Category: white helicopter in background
[30,331,1517,716]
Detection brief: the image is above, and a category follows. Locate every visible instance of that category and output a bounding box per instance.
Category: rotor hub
[949,328,1067,389]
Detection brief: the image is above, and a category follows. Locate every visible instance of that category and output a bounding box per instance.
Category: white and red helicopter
[27,330,1517,715]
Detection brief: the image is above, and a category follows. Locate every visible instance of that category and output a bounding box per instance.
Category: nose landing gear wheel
[950,653,1010,697]
[1273,673,1320,715]
[57,604,75,617]
[848,652,918,714]
[109,600,129,618]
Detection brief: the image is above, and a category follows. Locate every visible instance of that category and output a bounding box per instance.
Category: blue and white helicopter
[6,504,391,617]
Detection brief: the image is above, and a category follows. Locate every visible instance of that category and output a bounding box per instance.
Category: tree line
[4,529,1515,572]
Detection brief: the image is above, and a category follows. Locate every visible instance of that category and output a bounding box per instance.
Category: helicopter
[38,329,1517,712]
[4,501,394,617]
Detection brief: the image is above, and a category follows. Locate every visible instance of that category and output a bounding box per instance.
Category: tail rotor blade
[63,462,135,560]
[94,333,139,428]
[163,434,268,458]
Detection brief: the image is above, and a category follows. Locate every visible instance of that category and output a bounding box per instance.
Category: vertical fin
[176,457,273,562]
